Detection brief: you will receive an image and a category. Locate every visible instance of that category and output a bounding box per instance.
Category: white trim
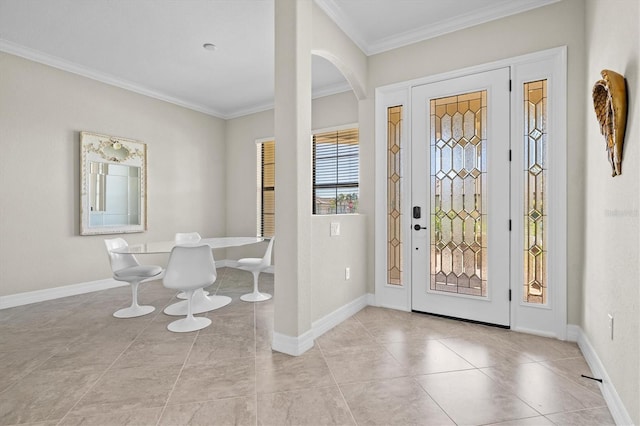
[510,326,559,339]
[374,86,412,312]
[0,39,352,121]
[314,0,560,55]
[509,46,567,339]
[0,259,257,310]
[271,329,315,356]
[255,136,275,145]
[311,81,353,100]
[566,324,581,343]
[0,39,228,119]
[571,325,634,426]
[374,47,568,336]
[227,262,275,274]
[271,293,370,356]
[312,122,359,134]
[0,278,126,310]
[312,293,368,338]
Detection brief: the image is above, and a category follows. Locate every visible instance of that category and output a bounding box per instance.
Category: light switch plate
[330,222,340,236]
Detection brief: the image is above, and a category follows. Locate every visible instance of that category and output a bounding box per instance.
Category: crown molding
[313,0,369,54]
[312,80,353,100]
[1,38,354,121]
[224,81,353,120]
[315,0,561,56]
[0,38,228,119]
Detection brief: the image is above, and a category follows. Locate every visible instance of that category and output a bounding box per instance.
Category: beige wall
[0,52,227,297]
[224,90,358,262]
[225,90,364,322]
[584,0,639,422]
[311,214,367,322]
[363,0,587,325]
[224,108,274,261]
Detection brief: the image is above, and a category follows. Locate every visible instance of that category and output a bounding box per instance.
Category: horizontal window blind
[260,141,275,237]
[313,128,359,214]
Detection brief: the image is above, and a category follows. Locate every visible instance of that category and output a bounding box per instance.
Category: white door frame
[374,46,567,338]
[410,67,511,326]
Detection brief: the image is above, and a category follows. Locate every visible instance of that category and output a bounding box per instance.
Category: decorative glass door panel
[523,80,548,304]
[431,91,487,297]
[411,68,511,326]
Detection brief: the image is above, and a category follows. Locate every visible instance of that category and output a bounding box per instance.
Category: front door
[411,68,511,326]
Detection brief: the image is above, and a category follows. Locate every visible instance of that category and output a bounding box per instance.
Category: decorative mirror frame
[80,131,147,235]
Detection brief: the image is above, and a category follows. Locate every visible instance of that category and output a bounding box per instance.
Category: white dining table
[111,236,264,315]
[112,236,264,255]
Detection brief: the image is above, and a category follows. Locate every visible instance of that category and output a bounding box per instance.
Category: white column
[272,0,314,355]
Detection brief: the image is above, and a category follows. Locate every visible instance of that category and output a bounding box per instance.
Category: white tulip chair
[162,245,216,332]
[237,237,274,302]
[104,238,163,318]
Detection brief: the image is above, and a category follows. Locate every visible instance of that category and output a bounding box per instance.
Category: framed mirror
[80,131,147,235]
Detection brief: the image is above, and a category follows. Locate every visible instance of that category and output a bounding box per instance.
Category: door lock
[414,224,427,231]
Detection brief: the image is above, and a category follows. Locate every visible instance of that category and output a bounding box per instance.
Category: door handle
[414,224,427,231]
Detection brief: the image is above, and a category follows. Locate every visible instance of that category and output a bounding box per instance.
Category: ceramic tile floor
[0,267,615,426]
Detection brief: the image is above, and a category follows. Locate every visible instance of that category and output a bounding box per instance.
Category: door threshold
[411,310,510,330]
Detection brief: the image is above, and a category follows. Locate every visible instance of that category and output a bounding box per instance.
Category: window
[257,140,275,237]
[312,127,359,214]
[387,106,403,285]
[523,79,547,304]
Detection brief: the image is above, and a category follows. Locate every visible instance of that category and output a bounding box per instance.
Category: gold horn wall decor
[592,69,628,177]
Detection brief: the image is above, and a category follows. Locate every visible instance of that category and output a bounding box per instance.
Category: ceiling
[0,0,558,119]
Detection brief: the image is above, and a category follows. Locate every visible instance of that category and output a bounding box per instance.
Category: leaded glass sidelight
[523,80,547,304]
[387,106,403,286]
[430,91,487,297]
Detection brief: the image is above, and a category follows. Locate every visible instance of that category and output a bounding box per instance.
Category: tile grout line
[409,375,458,426]
[154,266,232,425]
[253,297,259,426]
[318,313,377,425]
[316,335,360,425]
[475,361,545,419]
[355,313,458,425]
[54,318,157,425]
[0,348,59,399]
[155,325,200,425]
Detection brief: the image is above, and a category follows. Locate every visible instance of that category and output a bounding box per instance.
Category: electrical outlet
[345,267,350,280]
[608,314,614,340]
[330,222,340,236]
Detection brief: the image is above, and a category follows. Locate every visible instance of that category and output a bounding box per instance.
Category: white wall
[584,0,639,423]
[0,52,227,297]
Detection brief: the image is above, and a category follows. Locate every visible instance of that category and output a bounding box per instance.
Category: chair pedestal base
[177,290,209,300]
[167,316,211,333]
[164,290,231,316]
[113,305,155,318]
[240,291,272,302]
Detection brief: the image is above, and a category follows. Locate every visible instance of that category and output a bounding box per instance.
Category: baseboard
[366,292,376,306]
[510,325,559,339]
[312,293,369,339]
[570,324,634,426]
[0,259,264,310]
[0,278,126,310]
[271,329,315,356]
[224,260,274,274]
[566,324,581,342]
[215,259,234,268]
